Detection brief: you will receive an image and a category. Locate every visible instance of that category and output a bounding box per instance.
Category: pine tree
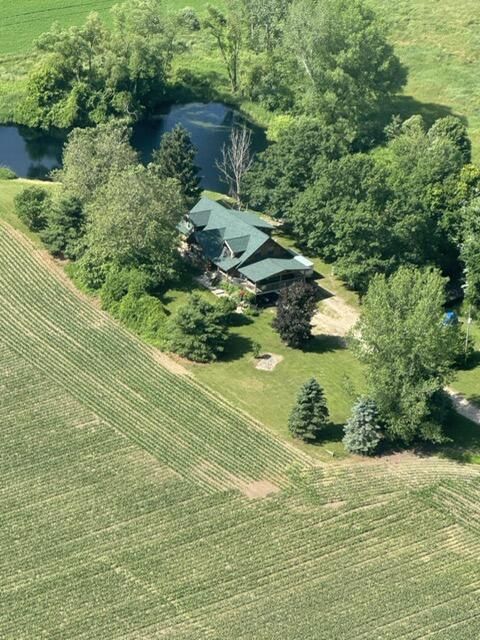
[343,398,382,455]
[151,125,202,207]
[288,378,329,442]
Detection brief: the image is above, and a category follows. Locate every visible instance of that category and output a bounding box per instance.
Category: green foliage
[14,185,51,231]
[273,282,317,348]
[57,122,138,205]
[284,0,406,140]
[461,198,480,311]
[117,292,167,341]
[429,115,472,164]
[150,125,202,207]
[19,1,177,128]
[343,398,382,455]
[179,7,201,31]
[288,378,329,441]
[40,193,85,258]
[100,265,150,311]
[85,166,183,286]
[0,167,17,180]
[167,293,229,362]
[354,267,464,444]
[204,3,243,92]
[244,117,350,218]
[290,115,470,291]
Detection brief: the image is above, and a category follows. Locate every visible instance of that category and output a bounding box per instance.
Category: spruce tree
[288,378,329,442]
[151,125,202,207]
[343,398,382,455]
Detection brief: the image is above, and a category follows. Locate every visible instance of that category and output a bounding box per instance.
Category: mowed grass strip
[1,344,480,638]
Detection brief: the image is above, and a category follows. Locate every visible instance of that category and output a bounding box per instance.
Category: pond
[0,102,267,192]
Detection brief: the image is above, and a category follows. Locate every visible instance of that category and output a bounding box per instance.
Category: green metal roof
[238,258,310,283]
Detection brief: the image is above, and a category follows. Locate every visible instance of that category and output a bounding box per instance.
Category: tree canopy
[354,267,463,444]
[288,378,329,442]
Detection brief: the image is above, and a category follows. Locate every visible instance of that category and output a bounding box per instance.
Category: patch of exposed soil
[312,296,359,338]
[255,353,284,371]
[242,480,280,499]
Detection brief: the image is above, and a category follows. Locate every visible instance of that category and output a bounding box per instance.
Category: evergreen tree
[288,378,329,442]
[41,194,85,259]
[151,125,202,207]
[273,282,317,348]
[343,398,382,455]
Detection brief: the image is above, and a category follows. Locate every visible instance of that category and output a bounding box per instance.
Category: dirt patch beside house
[312,296,360,338]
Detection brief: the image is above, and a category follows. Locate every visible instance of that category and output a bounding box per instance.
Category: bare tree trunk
[216,126,254,207]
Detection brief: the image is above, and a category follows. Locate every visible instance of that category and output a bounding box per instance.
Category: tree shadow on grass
[314,422,345,445]
[414,414,480,464]
[220,334,254,362]
[302,334,346,354]
[458,350,480,371]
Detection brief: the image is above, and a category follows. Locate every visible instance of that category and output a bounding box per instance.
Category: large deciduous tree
[353,267,464,444]
[204,3,243,93]
[284,0,406,139]
[57,122,138,205]
[150,125,202,208]
[82,166,184,287]
[244,117,350,218]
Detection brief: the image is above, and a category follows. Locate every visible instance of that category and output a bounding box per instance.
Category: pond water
[0,102,267,192]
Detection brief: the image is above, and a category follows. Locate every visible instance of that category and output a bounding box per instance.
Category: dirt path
[446,388,480,426]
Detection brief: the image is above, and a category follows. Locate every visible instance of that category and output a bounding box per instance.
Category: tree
[84,166,184,286]
[167,293,229,362]
[429,116,471,164]
[288,378,329,441]
[290,153,393,291]
[20,1,178,128]
[343,398,382,455]
[204,3,243,92]
[217,126,254,206]
[57,122,138,205]
[40,193,85,258]
[283,0,406,139]
[273,282,317,347]
[239,0,291,53]
[150,125,202,207]
[14,186,51,231]
[354,267,464,444]
[461,199,480,312]
[244,117,349,218]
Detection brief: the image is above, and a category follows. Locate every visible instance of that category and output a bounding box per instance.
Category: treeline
[244,114,480,303]
[18,0,406,147]
[15,122,237,362]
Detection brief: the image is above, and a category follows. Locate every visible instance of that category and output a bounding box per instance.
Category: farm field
[2,221,480,638]
[0,0,479,155]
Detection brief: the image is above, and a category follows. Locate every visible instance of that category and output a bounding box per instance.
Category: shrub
[167,293,229,362]
[14,186,51,231]
[117,293,167,342]
[75,248,112,290]
[100,266,149,312]
[288,378,329,442]
[0,166,17,180]
[343,398,383,455]
[179,7,201,31]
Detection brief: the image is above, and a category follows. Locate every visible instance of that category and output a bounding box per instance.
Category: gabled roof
[190,198,272,269]
[238,258,311,283]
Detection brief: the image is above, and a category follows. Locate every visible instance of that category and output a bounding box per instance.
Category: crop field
[1,222,480,638]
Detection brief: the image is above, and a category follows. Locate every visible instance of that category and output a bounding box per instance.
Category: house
[179,197,314,295]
